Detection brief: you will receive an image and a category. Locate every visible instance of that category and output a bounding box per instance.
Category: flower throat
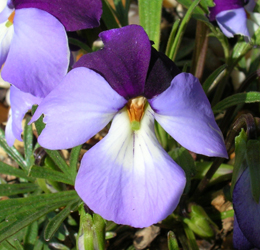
[126,96,147,131]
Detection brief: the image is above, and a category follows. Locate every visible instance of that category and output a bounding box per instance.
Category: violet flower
[233,168,260,250]
[209,0,257,38]
[1,0,102,146]
[31,25,227,227]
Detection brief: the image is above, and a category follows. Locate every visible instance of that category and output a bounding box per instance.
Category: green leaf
[176,0,205,14]
[44,198,81,241]
[29,166,74,185]
[212,92,260,113]
[202,64,226,93]
[0,192,79,242]
[246,140,260,203]
[0,183,39,196]
[0,128,27,172]
[170,0,202,61]
[139,0,163,49]
[0,162,34,182]
[0,191,78,221]
[167,231,180,250]
[0,240,16,250]
[69,145,82,181]
[165,19,181,58]
[183,223,199,250]
[44,150,71,178]
[24,117,34,168]
[101,0,119,29]
[68,38,92,53]
[112,0,130,26]
[231,129,247,193]
[24,221,38,250]
[168,147,196,193]
[199,0,215,14]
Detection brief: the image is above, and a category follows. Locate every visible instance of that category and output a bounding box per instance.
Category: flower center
[126,96,147,131]
[6,11,15,28]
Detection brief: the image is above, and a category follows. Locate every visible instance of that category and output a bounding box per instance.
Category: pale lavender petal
[0,0,13,23]
[233,215,254,250]
[216,8,250,37]
[1,8,69,97]
[209,0,244,21]
[75,105,186,228]
[0,19,13,68]
[149,73,227,158]
[13,0,102,31]
[233,168,260,248]
[5,86,42,146]
[31,67,126,150]
[74,25,151,100]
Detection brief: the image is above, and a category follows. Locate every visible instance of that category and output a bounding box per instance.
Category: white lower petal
[0,20,13,67]
[75,105,186,228]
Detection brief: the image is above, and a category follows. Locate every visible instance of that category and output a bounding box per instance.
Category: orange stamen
[126,97,146,123]
[8,11,15,24]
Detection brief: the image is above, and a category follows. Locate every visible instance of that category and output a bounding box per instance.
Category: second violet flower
[31,25,227,228]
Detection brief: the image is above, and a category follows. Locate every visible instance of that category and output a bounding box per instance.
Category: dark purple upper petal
[12,0,102,31]
[233,167,260,248]
[74,25,151,100]
[209,0,244,21]
[144,47,181,98]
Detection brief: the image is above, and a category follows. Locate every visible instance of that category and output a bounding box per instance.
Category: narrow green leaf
[212,92,260,113]
[199,0,214,14]
[44,198,81,241]
[166,19,181,58]
[31,106,45,135]
[170,0,202,61]
[183,223,199,250]
[0,201,75,242]
[168,147,196,193]
[69,145,82,181]
[9,239,24,250]
[176,0,205,14]
[139,0,163,49]
[24,221,38,250]
[68,38,92,53]
[0,128,27,171]
[29,166,73,185]
[231,129,247,194]
[44,150,71,178]
[101,0,119,29]
[24,117,34,168]
[0,162,34,182]
[202,64,226,93]
[0,191,78,221]
[0,240,16,250]
[168,231,180,250]
[0,183,39,196]
[113,0,130,26]
[246,140,260,203]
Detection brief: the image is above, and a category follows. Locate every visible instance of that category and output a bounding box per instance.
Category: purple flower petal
[0,0,13,23]
[13,0,102,31]
[216,8,250,37]
[75,105,186,228]
[31,67,126,150]
[209,0,244,21]
[74,25,151,100]
[5,86,42,146]
[244,0,256,12]
[1,8,69,97]
[233,168,260,248]
[149,73,227,158]
[233,215,254,250]
[144,47,181,99]
[0,18,13,68]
